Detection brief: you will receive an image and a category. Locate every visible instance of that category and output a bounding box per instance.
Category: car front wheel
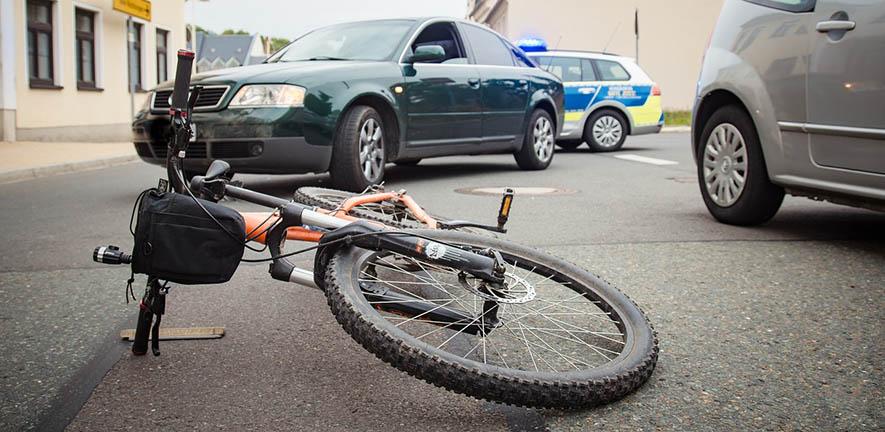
[585,110,627,152]
[514,109,555,170]
[330,105,386,192]
[697,105,784,225]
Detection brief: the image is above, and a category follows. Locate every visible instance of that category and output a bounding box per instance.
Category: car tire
[394,158,421,166]
[556,140,583,151]
[514,109,555,170]
[329,105,386,192]
[696,105,784,226]
[585,110,627,152]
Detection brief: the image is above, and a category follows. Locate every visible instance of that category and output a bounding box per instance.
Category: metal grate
[211,142,260,159]
[149,142,207,159]
[151,85,230,111]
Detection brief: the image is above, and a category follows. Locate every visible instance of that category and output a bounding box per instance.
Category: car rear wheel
[697,105,784,226]
[330,105,386,192]
[585,110,627,152]
[514,109,555,170]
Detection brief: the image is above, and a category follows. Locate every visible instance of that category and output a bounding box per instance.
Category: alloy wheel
[703,123,747,207]
[359,118,384,182]
[533,116,554,162]
[592,115,623,148]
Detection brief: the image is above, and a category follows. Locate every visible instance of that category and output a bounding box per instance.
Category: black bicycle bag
[131,189,245,285]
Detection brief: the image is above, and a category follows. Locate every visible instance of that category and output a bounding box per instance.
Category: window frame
[156,28,169,84]
[27,0,57,88]
[743,0,816,13]
[74,7,96,89]
[127,20,145,92]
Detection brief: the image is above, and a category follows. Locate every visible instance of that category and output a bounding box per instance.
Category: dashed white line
[613,154,679,166]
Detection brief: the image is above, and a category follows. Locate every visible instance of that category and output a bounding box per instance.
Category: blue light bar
[516,37,547,52]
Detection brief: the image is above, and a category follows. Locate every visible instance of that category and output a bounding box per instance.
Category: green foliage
[269,37,291,52]
[664,110,692,126]
[222,29,250,35]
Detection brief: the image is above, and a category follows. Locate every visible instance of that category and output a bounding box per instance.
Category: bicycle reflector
[497,188,514,230]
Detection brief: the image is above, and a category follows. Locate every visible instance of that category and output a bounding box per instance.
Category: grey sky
[184,0,469,40]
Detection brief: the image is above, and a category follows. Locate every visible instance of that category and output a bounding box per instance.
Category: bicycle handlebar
[171,50,194,112]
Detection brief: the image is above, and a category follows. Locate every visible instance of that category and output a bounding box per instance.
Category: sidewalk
[0,141,138,184]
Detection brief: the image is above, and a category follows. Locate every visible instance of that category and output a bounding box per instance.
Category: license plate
[190,123,197,142]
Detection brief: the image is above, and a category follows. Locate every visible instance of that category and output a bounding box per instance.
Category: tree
[222,29,250,35]
[269,37,290,52]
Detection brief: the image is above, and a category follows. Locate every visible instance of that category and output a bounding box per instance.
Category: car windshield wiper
[299,56,351,61]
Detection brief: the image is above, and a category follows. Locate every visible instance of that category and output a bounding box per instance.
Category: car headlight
[228,84,306,108]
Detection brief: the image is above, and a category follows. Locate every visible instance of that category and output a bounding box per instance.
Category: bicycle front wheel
[321,230,658,408]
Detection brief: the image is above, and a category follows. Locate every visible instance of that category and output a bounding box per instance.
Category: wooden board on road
[120,326,224,341]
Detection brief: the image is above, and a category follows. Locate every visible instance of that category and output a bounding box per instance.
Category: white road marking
[613,154,679,166]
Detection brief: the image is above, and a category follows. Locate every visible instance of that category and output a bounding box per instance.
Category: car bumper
[132,108,332,174]
[133,137,332,174]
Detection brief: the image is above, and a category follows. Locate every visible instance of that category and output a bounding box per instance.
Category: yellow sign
[113,0,151,21]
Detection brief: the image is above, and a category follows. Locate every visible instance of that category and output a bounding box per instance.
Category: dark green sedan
[133,18,564,191]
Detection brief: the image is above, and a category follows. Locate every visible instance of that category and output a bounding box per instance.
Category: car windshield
[268,20,415,63]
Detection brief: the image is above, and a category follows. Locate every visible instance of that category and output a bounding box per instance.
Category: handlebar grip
[170,49,195,111]
[132,302,153,356]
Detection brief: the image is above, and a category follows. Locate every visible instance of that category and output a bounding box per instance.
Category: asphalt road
[1,133,882,431]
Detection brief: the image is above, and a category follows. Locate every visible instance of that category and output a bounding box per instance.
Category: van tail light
[652,84,661,96]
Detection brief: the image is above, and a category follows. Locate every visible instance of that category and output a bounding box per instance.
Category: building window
[156,29,168,84]
[75,8,96,89]
[27,0,55,87]
[128,22,143,91]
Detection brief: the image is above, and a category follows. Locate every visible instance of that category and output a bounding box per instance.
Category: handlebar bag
[131,189,245,284]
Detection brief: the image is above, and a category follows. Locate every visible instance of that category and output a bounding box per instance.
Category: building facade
[0,0,186,142]
[467,0,725,110]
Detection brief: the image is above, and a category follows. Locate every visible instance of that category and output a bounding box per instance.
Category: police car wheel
[586,110,627,152]
[514,109,555,170]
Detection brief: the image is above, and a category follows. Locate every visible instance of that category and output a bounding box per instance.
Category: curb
[0,154,139,185]
[661,126,691,133]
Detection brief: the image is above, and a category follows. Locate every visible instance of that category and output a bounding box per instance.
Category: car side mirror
[406,45,446,64]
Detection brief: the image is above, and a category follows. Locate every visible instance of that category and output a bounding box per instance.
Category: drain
[455,187,577,196]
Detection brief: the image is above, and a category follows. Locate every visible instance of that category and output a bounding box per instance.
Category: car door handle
[467,78,481,89]
[816,20,856,32]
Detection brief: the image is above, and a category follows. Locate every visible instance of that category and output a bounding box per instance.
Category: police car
[521,41,663,152]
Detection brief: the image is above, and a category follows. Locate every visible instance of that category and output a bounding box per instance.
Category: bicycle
[293,185,512,232]
[93,50,658,408]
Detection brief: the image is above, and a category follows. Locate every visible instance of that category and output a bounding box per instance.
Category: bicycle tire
[321,229,658,408]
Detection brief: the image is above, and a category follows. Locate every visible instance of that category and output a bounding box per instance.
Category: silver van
[693,0,884,225]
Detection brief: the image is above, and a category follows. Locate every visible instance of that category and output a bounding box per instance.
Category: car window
[595,60,631,81]
[269,20,414,62]
[409,22,466,64]
[460,25,514,67]
[743,0,815,13]
[581,59,598,81]
[534,56,582,81]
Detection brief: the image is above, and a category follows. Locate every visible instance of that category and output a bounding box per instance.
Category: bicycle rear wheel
[294,187,426,229]
[321,230,658,408]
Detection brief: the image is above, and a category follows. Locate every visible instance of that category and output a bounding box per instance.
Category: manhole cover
[455,187,577,196]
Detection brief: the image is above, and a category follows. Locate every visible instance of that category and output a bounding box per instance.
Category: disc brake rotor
[458,271,536,304]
